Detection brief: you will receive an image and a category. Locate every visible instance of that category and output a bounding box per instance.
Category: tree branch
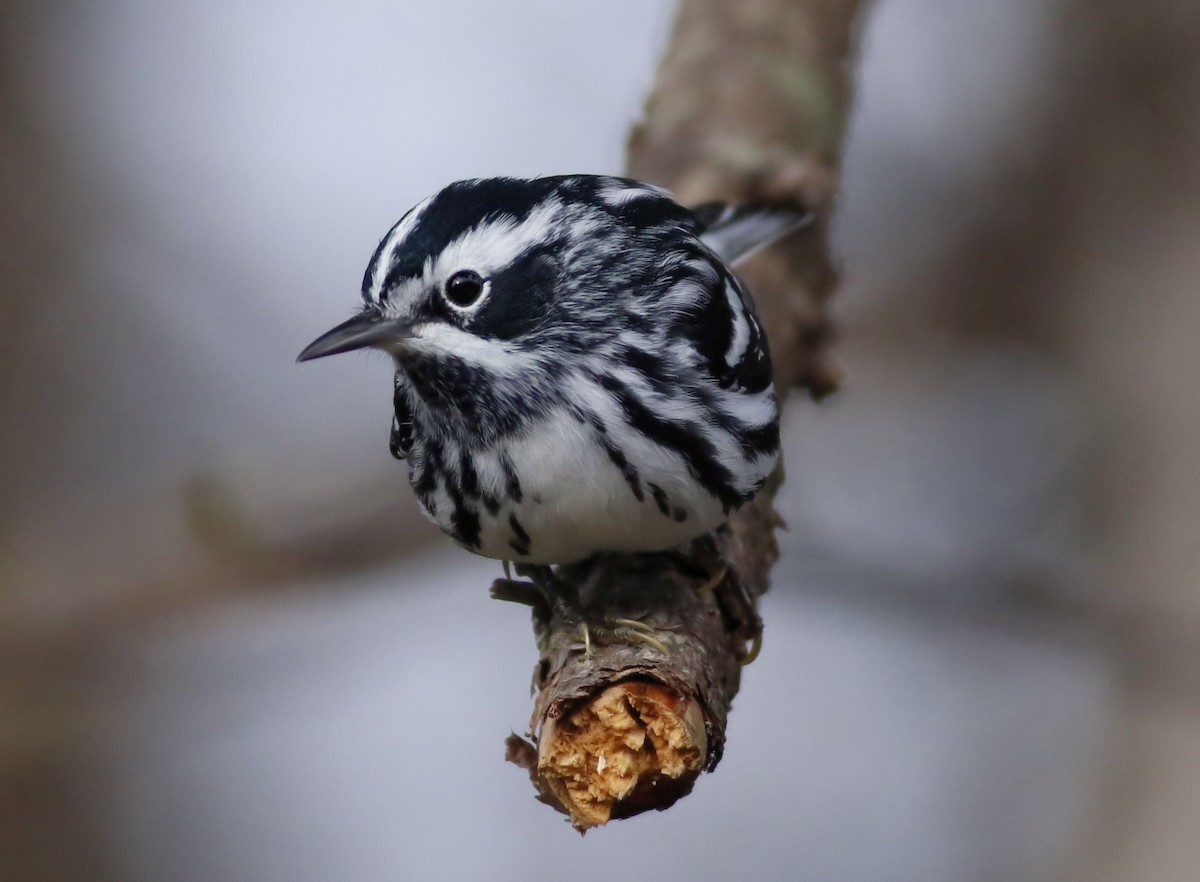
[503,0,868,830]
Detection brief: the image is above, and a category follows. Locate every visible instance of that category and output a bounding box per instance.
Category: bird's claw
[739,629,763,666]
[696,565,728,595]
[575,617,670,658]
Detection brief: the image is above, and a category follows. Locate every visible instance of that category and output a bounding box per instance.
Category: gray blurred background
[2,1,1198,880]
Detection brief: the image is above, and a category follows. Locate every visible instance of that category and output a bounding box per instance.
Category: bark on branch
[502,0,867,830]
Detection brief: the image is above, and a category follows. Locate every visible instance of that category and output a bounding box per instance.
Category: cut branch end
[536,680,706,830]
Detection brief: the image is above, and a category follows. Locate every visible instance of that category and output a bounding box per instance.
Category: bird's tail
[694,202,812,267]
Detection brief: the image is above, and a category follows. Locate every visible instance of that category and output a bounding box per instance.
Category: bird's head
[298,176,694,376]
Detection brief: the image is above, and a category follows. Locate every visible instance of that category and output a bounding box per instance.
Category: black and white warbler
[299,175,806,565]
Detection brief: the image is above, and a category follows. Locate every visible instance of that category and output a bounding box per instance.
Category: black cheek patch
[469,249,564,341]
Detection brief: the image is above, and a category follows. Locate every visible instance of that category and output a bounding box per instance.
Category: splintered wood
[537,681,706,830]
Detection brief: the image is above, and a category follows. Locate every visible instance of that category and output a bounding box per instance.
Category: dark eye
[444,270,487,308]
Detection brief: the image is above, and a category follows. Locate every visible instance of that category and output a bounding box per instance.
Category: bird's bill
[297,312,411,362]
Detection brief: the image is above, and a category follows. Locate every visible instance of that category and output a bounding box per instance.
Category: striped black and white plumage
[299,175,806,564]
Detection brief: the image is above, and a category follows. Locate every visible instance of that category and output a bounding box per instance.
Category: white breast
[463,409,723,564]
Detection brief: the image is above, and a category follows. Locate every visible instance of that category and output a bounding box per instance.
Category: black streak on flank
[602,437,644,502]
[648,482,671,517]
[427,441,480,550]
[452,507,482,550]
[580,408,644,502]
[481,493,500,516]
[646,482,687,522]
[620,345,675,395]
[412,444,439,502]
[596,374,742,512]
[458,449,479,498]
[500,453,523,503]
[508,514,532,557]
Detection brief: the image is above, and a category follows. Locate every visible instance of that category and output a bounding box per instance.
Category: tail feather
[694,202,811,266]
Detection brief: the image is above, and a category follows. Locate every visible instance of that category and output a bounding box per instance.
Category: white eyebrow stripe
[370,194,434,300]
[431,197,579,279]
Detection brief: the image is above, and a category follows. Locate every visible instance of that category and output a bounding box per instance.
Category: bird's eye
[443,270,487,308]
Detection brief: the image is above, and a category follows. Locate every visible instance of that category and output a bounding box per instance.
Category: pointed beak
[297,311,412,362]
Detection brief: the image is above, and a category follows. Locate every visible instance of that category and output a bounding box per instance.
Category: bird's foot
[696,565,728,595]
[490,562,558,612]
[739,630,763,666]
[576,616,670,659]
[685,559,763,666]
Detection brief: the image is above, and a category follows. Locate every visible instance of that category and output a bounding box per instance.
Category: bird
[299,175,806,566]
